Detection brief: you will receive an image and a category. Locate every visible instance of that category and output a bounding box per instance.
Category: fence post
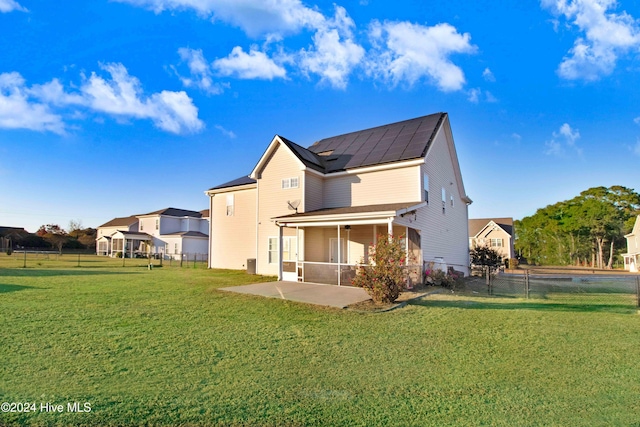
[193,253,197,268]
[77,253,81,268]
[636,276,639,308]
[525,270,530,299]
[180,253,183,268]
[23,250,27,268]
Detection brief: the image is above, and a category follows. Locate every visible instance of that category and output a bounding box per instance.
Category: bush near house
[352,235,408,303]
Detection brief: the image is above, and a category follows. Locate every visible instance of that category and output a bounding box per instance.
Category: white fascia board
[325,158,425,177]
[249,135,306,179]
[276,217,396,228]
[205,183,257,196]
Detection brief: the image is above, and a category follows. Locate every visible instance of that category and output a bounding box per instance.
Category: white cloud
[80,63,204,133]
[177,48,225,95]
[467,88,497,103]
[0,0,27,13]
[0,72,65,134]
[544,122,583,156]
[482,67,495,82]
[215,124,237,139]
[634,116,640,125]
[115,0,324,38]
[1,64,203,135]
[213,46,287,79]
[299,6,364,89]
[632,139,640,156]
[366,20,477,91]
[541,0,640,80]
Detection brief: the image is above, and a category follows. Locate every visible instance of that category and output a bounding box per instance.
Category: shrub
[6,248,12,256]
[115,251,123,258]
[508,258,519,269]
[424,262,462,289]
[352,235,407,304]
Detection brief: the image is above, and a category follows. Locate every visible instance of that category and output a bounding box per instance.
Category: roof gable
[469,218,514,238]
[98,215,139,228]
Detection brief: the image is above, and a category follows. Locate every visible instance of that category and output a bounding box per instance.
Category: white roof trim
[249,135,306,180]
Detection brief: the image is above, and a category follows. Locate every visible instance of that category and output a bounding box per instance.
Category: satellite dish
[287,200,300,213]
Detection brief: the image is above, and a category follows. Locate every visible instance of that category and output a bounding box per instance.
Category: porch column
[337,225,341,286]
[278,225,284,280]
[387,218,393,239]
[406,226,409,265]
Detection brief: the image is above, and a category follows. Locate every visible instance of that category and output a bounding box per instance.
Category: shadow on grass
[0,284,39,293]
[0,269,144,277]
[410,298,637,314]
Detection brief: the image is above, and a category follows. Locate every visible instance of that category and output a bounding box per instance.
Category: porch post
[337,225,341,286]
[406,226,409,265]
[278,225,284,280]
[387,218,393,239]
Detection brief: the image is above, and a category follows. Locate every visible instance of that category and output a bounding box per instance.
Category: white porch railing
[296,261,422,287]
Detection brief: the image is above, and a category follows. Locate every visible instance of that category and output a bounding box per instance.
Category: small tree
[352,235,407,304]
[470,245,502,272]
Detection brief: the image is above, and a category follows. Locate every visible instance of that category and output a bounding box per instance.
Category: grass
[1,254,639,426]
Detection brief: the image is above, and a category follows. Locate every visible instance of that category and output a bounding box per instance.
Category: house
[96,208,209,259]
[622,215,640,272]
[0,226,30,251]
[468,218,515,261]
[206,112,472,285]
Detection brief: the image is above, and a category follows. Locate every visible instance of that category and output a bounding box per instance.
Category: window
[174,243,178,254]
[281,177,299,189]
[450,194,454,207]
[268,236,297,263]
[268,237,278,263]
[423,174,429,204]
[490,238,503,247]
[226,194,234,216]
[155,219,159,230]
[140,223,144,231]
[441,188,446,214]
[283,236,297,261]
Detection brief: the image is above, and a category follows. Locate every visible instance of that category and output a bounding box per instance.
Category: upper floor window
[441,188,446,214]
[423,174,429,204]
[140,223,144,231]
[155,219,159,230]
[450,194,454,207]
[490,238,503,247]
[282,177,299,189]
[226,194,234,216]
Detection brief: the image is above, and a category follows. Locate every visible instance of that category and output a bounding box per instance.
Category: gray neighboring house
[96,208,209,259]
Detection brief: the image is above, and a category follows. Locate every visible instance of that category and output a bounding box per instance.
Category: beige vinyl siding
[472,227,513,260]
[256,143,304,275]
[304,172,324,212]
[412,122,470,272]
[323,165,421,208]
[209,187,257,270]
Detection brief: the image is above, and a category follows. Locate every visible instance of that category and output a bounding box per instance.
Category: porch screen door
[330,238,347,263]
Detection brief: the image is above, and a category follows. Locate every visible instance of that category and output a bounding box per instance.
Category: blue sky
[1,0,640,233]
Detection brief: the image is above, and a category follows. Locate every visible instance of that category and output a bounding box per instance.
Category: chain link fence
[461,268,640,310]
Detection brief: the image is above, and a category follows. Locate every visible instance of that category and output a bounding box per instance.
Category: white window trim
[281,177,299,189]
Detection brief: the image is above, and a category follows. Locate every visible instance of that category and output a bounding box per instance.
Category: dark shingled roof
[208,176,257,191]
[139,208,204,218]
[162,231,208,238]
[306,112,445,173]
[98,215,139,228]
[469,218,514,237]
[208,112,446,190]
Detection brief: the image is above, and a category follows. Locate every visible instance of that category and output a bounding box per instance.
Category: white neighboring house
[622,215,640,272]
[96,208,209,259]
[206,112,472,284]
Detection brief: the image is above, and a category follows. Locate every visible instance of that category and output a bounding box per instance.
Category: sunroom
[273,202,425,286]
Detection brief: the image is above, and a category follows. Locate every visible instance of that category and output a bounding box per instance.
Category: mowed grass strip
[1,255,639,426]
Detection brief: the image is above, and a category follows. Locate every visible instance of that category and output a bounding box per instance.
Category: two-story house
[206,112,472,285]
[623,215,640,272]
[468,218,515,261]
[96,208,209,259]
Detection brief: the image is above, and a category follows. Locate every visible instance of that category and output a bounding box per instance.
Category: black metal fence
[462,269,640,309]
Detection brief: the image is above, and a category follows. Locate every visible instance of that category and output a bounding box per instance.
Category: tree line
[7,220,97,252]
[514,186,640,268]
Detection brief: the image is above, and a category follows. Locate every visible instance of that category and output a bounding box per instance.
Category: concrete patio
[219,281,371,308]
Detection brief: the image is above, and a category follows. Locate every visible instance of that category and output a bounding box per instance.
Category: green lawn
[1,255,639,426]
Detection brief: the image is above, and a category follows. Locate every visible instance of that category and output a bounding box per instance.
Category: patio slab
[219,281,370,308]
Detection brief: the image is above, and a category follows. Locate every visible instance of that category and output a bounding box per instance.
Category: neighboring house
[206,112,472,285]
[468,218,515,261]
[96,208,209,259]
[622,215,640,272]
[0,226,30,251]
[96,216,139,256]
